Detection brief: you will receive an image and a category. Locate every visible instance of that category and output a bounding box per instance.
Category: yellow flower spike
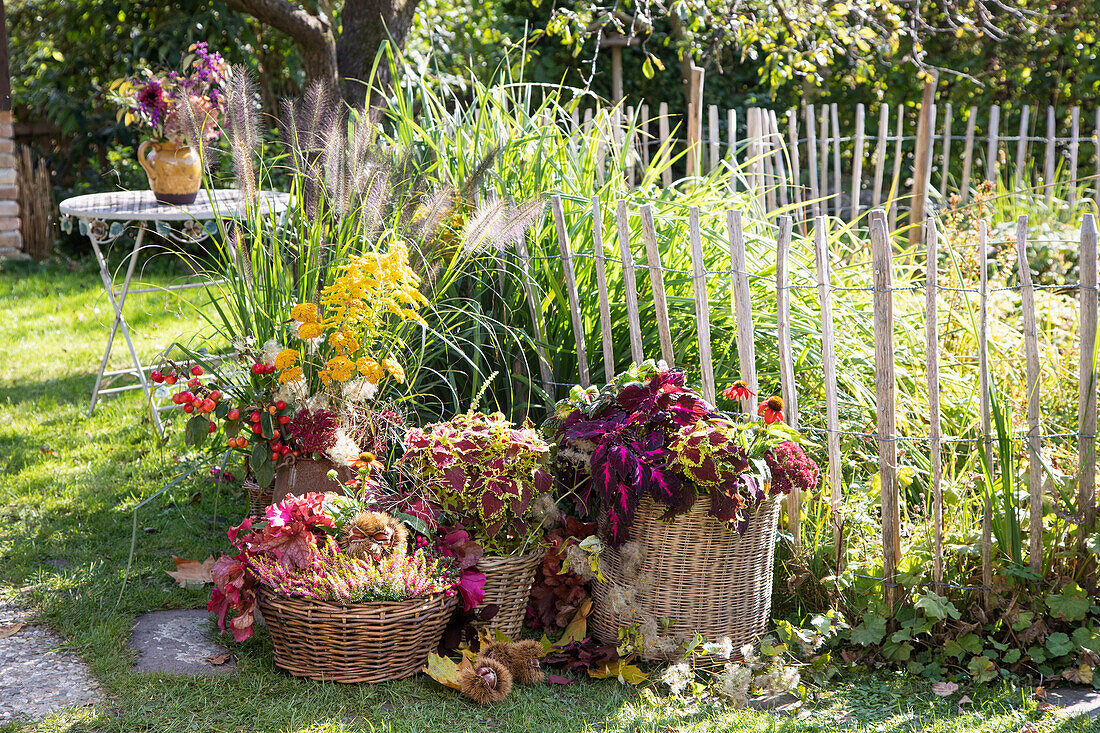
[382,357,405,384]
[274,348,299,370]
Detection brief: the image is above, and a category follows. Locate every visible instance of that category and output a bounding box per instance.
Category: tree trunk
[224,0,338,90]
[336,0,421,109]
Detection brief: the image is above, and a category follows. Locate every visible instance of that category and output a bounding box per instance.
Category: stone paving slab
[1047,688,1100,719]
[0,603,101,724]
[130,609,236,675]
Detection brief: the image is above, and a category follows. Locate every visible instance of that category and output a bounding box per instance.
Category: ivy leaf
[850,613,887,646]
[914,591,960,622]
[1047,584,1090,622]
[1045,632,1074,658]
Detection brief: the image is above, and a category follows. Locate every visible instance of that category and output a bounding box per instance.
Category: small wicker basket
[244,478,274,519]
[590,494,780,664]
[474,550,543,639]
[257,590,457,683]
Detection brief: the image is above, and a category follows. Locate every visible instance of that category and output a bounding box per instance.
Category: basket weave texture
[474,550,543,639]
[590,494,780,663]
[244,479,273,519]
[257,590,457,683]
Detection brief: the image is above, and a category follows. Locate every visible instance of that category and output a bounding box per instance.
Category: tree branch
[224,0,338,87]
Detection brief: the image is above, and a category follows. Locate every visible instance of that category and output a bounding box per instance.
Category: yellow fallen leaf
[588,659,649,685]
[558,598,592,646]
[424,652,464,690]
[0,622,26,639]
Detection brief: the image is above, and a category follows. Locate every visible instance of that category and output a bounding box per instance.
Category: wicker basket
[272,457,354,505]
[257,590,457,683]
[244,478,274,519]
[474,550,543,639]
[590,494,780,664]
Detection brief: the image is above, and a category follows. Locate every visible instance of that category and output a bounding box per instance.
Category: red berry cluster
[225,400,299,462]
[155,364,219,432]
[251,362,276,375]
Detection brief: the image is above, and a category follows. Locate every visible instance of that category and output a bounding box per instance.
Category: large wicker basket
[475,550,543,639]
[257,590,457,683]
[590,494,780,663]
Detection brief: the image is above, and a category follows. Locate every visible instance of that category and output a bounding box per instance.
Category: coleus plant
[551,361,819,546]
[399,411,553,555]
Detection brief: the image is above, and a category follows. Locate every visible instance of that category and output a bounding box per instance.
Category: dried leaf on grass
[0,622,26,639]
[204,653,231,665]
[166,556,217,587]
[931,681,959,697]
[558,598,592,646]
[588,659,648,685]
[424,652,473,690]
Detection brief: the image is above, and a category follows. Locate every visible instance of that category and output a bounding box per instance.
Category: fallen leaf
[558,598,592,646]
[957,694,973,714]
[547,674,572,685]
[1033,686,1047,701]
[0,622,26,639]
[424,652,463,690]
[931,681,959,697]
[1019,723,1039,733]
[1036,702,1056,713]
[165,556,217,587]
[589,659,649,685]
[205,653,231,665]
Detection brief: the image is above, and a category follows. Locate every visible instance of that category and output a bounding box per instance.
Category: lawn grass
[0,253,1096,733]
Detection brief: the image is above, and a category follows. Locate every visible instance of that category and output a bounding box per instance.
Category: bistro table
[59,189,291,433]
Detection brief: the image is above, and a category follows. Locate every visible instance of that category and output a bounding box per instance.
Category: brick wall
[0,109,23,258]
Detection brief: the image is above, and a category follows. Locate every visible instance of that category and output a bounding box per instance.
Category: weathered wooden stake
[552,195,590,387]
[926,217,944,588]
[814,217,843,569]
[1015,216,1044,575]
[978,221,993,609]
[850,103,866,224]
[961,106,978,203]
[776,215,800,548]
[1080,214,1099,557]
[590,196,615,379]
[689,207,715,403]
[1015,105,1031,191]
[640,204,674,365]
[615,199,645,365]
[727,209,758,415]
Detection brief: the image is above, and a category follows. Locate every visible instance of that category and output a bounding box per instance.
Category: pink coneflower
[135,79,169,125]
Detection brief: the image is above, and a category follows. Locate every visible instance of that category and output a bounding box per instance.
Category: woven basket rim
[257,587,453,612]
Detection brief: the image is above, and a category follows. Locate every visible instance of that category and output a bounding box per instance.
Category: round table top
[59,189,291,222]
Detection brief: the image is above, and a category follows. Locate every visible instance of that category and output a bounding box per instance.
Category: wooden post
[819,106,830,216]
[610,45,624,104]
[513,227,554,400]
[762,112,777,214]
[850,103,866,224]
[1015,105,1031,191]
[686,65,704,178]
[961,106,978,203]
[814,216,843,569]
[708,104,720,175]
[727,108,738,192]
[888,105,904,232]
[1080,214,1099,557]
[615,200,645,365]
[771,110,790,211]
[776,215,800,548]
[870,211,900,612]
[978,221,993,608]
[626,105,637,189]
[727,209,758,415]
[940,102,953,198]
[1069,106,1081,210]
[831,104,841,218]
[640,204,674,365]
[986,105,1001,183]
[1044,106,1056,206]
[659,102,672,188]
[590,196,615,380]
[552,195,590,387]
[750,108,766,214]
[788,109,804,227]
[926,217,944,588]
[689,207,715,403]
[807,104,821,220]
[873,103,888,208]
[1015,215,1044,575]
[640,103,651,169]
[909,74,938,246]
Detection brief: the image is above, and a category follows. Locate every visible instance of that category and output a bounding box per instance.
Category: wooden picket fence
[521,194,1098,607]
[573,77,1100,239]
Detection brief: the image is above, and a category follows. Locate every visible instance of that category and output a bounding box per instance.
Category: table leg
[87,224,164,435]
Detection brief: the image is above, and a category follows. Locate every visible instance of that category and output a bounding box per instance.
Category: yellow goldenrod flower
[290,303,319,323]
[382,357,405,384]
[297,322,324,340]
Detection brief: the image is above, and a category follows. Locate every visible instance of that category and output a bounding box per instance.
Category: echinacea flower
[721,380,755,401]
[758,395,785,425]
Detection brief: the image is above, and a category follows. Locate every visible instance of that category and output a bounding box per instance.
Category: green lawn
[0,255,1096,733]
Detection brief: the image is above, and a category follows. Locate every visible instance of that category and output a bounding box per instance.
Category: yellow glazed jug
[137,140,202,205]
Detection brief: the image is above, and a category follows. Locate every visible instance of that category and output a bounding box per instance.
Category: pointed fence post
[814,217,843,570]
[689,207,715,403]
[551,194,590,387]
[776,216,800,548]
[615,200,644,365]
[640,204,675,366]
[590,196,615,380]
[869,211,900,612]
[1080,214,1099,560]
[1015,216,1044,575]
[926,217,944,589]
[727,209,757,415]
[978,221,993,609]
